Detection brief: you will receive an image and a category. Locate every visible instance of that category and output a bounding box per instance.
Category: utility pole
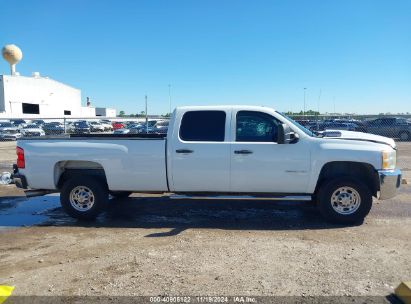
[303,88,307,116]
[317,89,322,130]
[318,89,322,114]
[145,95,148,133]
[168,84,172,115]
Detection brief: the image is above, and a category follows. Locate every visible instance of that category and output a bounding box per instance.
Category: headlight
[382,150,396,170]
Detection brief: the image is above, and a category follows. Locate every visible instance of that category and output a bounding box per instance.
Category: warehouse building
[1,44,116,118]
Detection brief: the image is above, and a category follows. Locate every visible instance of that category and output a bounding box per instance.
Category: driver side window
[236,111,279,142]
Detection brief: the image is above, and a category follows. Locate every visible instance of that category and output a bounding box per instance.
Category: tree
[119,110,125,117]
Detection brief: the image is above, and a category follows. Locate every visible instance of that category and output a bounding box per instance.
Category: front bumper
[378,169,402,200]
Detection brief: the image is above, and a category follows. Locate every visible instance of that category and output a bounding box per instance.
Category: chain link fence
[0,114,410,184]
[0,117,170,141]
[0,114,410,141]
[288,114,411,141]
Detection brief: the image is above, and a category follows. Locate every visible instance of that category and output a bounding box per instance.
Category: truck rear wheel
[317,178,372,224]
[60,176,109,220]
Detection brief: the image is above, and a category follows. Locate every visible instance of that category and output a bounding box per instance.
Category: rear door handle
[234,150,253,154]
[176,149,194,154]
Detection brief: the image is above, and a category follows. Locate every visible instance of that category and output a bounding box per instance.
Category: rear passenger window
[179,111,226,141]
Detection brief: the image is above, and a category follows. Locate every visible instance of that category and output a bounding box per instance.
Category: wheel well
[315,161,380,197]
[55,161,107,189]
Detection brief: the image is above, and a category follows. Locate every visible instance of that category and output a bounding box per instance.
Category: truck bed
[17,136,169,192]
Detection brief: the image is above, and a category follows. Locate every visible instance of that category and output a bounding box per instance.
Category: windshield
[276,112,315,137]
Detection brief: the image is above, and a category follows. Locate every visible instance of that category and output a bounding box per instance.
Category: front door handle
[234,150,253,154]
[176,149,194,154]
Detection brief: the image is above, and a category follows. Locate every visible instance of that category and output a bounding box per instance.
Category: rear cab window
[179,110,226,142]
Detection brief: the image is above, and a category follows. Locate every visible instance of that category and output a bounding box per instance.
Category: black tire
[317,178,372,224]
[60,175,109,220]
[110,191,132,198]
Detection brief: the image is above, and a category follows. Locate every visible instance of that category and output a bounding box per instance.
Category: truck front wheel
[60,176,109,220]
[317,178,372,224]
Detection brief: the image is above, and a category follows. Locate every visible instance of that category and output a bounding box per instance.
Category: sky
[1,0,410,115]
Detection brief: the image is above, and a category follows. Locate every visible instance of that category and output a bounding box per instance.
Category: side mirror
[277,124,299,144]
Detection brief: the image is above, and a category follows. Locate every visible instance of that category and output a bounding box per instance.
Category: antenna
[2,44,23,75]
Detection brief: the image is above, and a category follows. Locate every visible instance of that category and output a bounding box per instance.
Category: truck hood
[321,130,396,149]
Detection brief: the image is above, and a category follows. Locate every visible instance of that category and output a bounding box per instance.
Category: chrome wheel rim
[69,186,95,212]
[331,186,361,215]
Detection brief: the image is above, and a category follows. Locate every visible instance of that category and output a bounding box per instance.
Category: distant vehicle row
[0,117,408,140]
[0,119,169,140]
[298,117,411,141]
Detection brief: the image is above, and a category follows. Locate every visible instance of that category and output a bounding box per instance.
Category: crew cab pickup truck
[12,106,401,224]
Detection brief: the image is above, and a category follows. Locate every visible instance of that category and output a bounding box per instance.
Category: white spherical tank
[2,44,23,75]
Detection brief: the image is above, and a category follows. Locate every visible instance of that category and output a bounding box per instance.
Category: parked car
[0,130,22,140]
[331,119,367,132]
[0,122,19,133]
[323,122,358,131]
[133,125,156,134]
[99,120,113,131]
[113,128,131,134]
[20,124,45,137]
[308,121,359,132]
[366,117,411,141]
[9,119,27,127]
[31,119,46,127]
[42,122,65,135]
[112,122,125,130]
[89,121,105,132]
[130,120,160,133]
[13,105,401,225]
[154,120,169,134]
[68,122,91,134]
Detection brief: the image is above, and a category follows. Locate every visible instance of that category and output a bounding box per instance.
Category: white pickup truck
[12,106,401,224]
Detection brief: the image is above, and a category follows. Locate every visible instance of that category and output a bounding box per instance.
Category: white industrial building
[0,44,116,118]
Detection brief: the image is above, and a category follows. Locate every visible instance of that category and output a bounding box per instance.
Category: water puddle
[0,194,60,229]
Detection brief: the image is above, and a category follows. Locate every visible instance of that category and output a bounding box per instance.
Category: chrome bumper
[378,169,401,200]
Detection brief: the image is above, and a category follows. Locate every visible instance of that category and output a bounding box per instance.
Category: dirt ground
[0,141,410,299]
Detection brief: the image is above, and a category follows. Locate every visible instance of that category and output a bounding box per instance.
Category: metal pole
[303,88,307,117]
[317,89,321,129]
[168,84,172,115]
[145,95,148,133]
[318,89,321,114]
